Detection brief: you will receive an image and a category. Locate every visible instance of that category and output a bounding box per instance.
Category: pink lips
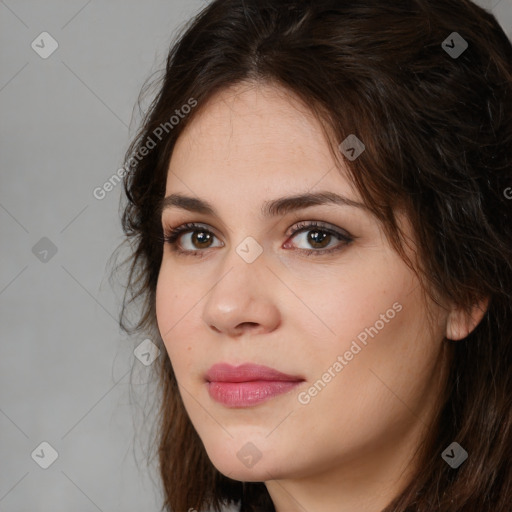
[206,363,304,408]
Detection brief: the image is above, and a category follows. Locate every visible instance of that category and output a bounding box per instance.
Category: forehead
[166,81,358,199]
[176,81,322,145]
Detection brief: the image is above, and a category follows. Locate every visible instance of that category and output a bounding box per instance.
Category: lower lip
[207,380,302,407]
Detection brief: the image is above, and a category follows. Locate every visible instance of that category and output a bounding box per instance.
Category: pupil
[309,230,330,248]
[193,231,211,247]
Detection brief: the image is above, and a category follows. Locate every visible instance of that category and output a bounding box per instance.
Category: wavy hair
[115,1,512,510]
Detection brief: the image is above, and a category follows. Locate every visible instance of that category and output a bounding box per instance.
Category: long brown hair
[114,1,512,510]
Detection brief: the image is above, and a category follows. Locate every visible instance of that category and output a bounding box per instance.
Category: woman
[116,0,512,510]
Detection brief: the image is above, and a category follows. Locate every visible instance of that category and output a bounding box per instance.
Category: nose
[201,247,281,338]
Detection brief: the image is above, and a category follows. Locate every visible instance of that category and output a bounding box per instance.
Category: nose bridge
[216,233,267,292]
[208,236,266,310]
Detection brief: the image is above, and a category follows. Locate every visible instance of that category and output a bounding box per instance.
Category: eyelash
[161,221,354,258]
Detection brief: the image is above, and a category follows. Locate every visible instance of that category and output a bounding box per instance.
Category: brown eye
[162,223,223,254]
[285,221,353,255]
[191,230,214,249]
[305,229,332,249]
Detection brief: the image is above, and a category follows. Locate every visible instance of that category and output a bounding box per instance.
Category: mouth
[205,363,305,408]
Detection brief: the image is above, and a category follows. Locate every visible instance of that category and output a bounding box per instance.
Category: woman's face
[155,82,451,504]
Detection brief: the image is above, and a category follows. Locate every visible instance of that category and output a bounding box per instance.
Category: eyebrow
[159,191,369,218]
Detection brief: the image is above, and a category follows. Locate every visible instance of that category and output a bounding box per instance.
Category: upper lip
[205,363,304,383]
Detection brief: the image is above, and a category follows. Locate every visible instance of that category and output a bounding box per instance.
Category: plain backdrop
[1,1,511,511]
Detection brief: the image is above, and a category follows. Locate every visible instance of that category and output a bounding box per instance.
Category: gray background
[1,1,511,511]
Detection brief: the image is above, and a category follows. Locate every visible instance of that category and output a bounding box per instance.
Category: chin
[201,437,279,482]
[208,456,271,482]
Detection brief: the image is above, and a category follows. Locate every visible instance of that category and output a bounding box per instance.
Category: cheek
[156,261,198,327]
[284,249,415,357]
[155,267,174,341]
[155,264,197,365]
[298,266,440,424]
[289,249,438,418]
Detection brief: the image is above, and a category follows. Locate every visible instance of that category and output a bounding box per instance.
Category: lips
[205,363,304,408]
[205,363,304,383]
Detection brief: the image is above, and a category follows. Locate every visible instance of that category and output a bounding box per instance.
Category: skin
[155,81,486,512]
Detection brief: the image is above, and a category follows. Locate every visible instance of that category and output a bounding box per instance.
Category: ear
[445,297,489,341]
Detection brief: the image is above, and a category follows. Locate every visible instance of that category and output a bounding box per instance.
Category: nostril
[238,322,259,329]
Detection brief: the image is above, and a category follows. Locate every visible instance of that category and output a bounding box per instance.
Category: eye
[162,222,223,256]
[283,221,353,255]
[162,220,354,257]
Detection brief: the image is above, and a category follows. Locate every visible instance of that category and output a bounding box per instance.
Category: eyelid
[284,219,352,239]
[162,221,218,238]
[162,219,349,238]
